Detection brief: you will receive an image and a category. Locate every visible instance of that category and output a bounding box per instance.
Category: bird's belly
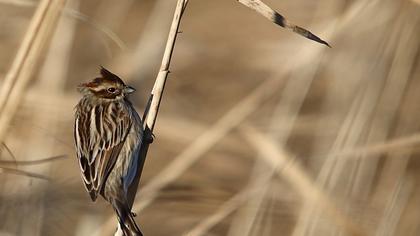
[103,129,142,201]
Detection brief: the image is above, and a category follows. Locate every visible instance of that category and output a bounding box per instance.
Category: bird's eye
[107,87,116,93]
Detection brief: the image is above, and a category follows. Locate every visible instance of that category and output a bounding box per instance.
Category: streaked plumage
[74,67,143,236]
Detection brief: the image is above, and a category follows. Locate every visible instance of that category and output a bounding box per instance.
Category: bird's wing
[74,103,132,201]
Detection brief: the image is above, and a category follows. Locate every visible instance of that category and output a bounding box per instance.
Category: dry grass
[0,0,420,236]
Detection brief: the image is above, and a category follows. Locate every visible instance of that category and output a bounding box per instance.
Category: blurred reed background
[1,0,420,235]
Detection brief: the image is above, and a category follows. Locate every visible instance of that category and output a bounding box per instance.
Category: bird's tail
[113,200,143,236]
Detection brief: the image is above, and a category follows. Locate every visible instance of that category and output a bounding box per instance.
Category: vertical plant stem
[146,0,188,131]
[112,0,189,235]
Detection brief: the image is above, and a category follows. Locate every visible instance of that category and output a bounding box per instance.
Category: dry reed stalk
[112,0,190,235]
[0,0,66,143]
[144,0,189,131]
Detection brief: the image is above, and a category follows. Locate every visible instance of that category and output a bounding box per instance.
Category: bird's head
[78,67,135,99]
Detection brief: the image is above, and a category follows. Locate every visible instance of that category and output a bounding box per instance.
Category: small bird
[74,67,143,236]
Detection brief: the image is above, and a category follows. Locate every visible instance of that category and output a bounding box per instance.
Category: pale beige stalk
[113,1,189,235]
[0,0,66,143]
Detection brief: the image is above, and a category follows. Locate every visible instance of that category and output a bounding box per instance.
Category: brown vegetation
[0,0,419,235]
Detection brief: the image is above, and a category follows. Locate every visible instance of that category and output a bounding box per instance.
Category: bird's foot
[146,133,155,144]
[131,212,137,217]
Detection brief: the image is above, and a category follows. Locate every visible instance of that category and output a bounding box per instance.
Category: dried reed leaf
[237,0,330,47]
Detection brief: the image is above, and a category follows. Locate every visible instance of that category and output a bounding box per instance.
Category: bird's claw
[131,212,137,217]
[146,133,155,144]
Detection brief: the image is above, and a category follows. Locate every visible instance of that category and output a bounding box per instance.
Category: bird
[74,67,144,236]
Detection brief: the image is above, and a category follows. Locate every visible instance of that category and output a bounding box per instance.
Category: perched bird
[74,67,143,236]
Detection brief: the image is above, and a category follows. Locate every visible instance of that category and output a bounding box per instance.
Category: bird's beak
[124,86,136,94]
